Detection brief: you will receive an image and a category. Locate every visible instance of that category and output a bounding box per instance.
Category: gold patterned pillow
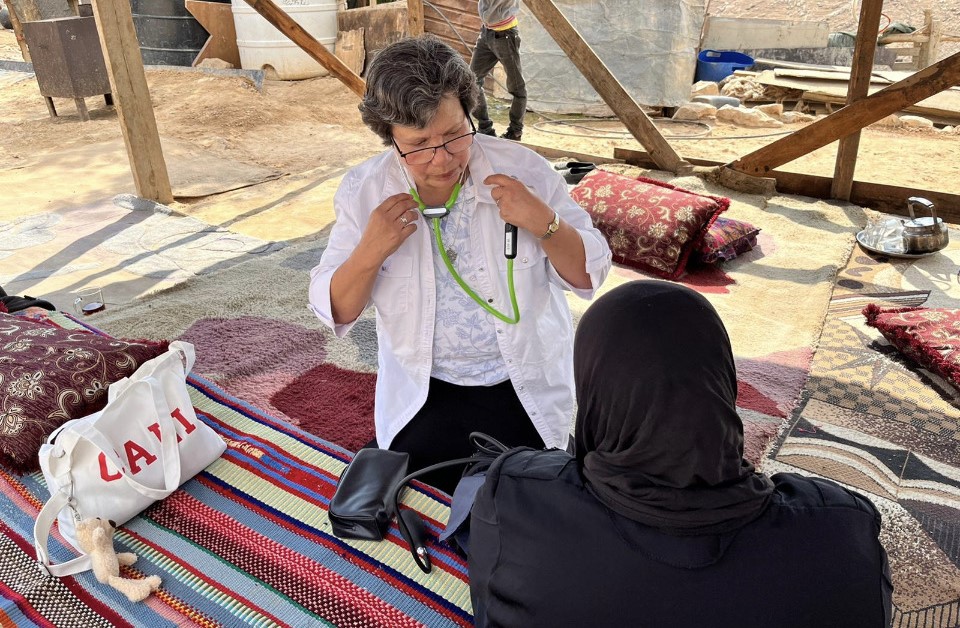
[0,313,168,472]
[570,169,729,280]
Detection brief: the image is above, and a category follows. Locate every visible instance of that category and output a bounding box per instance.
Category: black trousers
[470,26,527,135]
[387,378,544,494]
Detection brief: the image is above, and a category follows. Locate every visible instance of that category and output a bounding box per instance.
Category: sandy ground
[1,25,957,215]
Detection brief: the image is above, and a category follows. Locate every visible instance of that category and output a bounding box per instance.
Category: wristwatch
[538,211,560,240]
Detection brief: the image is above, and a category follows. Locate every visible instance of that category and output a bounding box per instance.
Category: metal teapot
[902,197,949,254]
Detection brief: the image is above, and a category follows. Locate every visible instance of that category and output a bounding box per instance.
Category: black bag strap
[390,432,510,573]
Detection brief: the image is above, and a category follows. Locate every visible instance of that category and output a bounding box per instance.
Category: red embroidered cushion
[863,305,960,389]
[696,216,760,264]
[0,313,169,472]
[570,169,729,279]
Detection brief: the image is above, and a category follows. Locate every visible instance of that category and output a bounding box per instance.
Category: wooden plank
[90,0,172,203]
[2,0,31,62]
[702,17,829,50]
[615,147,960,224]
[879,33,929,44]
[186,0,241,68]
[522,0,686,173]
[732,50,960,177]
[243,0,365,97]
[338,4,408,65]
[831,0,882,201]
[775,68,894,84]
[334,27,364,76]
[422,0,479,60]
[920,10,942,70]
[520,141,623,165]
[801,87,960,120]
[754,57,853,72]
[407,0,423,36]
[8,0,42,22]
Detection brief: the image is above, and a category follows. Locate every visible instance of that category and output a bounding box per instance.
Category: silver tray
[855,218,939,259]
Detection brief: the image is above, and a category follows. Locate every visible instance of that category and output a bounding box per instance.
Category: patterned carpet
[0,314,470,627]
[766,230,960,627]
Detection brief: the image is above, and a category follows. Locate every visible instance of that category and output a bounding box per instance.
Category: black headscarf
[574,281,774,535]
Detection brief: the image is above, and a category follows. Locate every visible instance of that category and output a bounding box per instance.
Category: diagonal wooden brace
[729,49,960,177]
[241,0,366,97]
[522,0,687,174]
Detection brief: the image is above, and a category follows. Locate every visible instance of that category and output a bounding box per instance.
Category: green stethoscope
[400,163,520,325]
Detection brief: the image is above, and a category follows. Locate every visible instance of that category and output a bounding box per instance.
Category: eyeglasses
[393,118,477,165]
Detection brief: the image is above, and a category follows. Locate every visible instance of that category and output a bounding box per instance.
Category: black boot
[500,128,522,141]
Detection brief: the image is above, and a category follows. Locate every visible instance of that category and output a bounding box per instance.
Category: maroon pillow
[696,216,761,264]
[0,313,169,472]
[863,304,960,389]
[570,169,729,279]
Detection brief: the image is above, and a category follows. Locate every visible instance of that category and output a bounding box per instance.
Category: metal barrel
[130,0,211,66]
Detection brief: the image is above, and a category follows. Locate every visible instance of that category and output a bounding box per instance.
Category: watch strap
[538,211,560,240]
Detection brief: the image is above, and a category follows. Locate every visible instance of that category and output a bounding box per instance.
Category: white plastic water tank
[231,0,337,80]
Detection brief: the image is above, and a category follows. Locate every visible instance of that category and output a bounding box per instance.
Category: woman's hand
[484,174,555,237]
[356,193,422,264]
[484,174,592,289]
[329,193,420,324]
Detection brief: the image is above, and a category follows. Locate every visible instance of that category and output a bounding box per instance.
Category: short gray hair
[359,35,479,145]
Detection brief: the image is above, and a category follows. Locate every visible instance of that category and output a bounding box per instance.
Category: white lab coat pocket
[372,253,414,315]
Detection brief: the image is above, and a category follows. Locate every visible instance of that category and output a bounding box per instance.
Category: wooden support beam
[242,0,365,98]
[920,10,943,69]
[8,0,42,22]
[730,49,960,177]
[90,0,172,203]
[520,141,624,166]
[522,0,687,174]
[407,0,423,36]
[831,0,882,201]
[2,0,31,62]
[617,148,960,224]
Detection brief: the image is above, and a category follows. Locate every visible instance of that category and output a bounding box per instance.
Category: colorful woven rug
[767,219,960,627]
[0,313,472,627]
[89,168,861,468]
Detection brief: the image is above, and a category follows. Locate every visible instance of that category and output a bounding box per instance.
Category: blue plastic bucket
[695,50,755,83]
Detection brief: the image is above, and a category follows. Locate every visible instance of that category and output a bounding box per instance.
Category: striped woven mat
[0,315,472,627]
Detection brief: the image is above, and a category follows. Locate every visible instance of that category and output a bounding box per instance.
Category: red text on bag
[98,407,198,482]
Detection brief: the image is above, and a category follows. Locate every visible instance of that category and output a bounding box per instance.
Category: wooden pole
[830,0,882,201]
[90,0,172,204]
[730,49,960,177]
[407,0,423,36]
[2,0,31,62]
[522,0,687,173]
[924,12,943,69]
[616,147,960,224]
[242,0,365,98]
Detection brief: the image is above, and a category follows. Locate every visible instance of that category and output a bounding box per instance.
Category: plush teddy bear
[74,518,161,602]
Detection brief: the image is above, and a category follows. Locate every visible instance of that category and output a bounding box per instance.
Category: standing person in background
[470,0,526,141]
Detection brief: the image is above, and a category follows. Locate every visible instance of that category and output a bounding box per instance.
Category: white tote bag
[34,342,226,576]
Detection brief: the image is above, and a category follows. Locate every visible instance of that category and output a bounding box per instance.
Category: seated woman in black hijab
[455,280,892,628]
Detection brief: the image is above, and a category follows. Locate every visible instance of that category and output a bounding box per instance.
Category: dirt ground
[1,27,959,214]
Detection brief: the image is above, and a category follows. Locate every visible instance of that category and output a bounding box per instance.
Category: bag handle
[107,341,194,403]
[34,491,92,577]
[80,378,182,501]
[390,432,510,574]
[34,377,182,577]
